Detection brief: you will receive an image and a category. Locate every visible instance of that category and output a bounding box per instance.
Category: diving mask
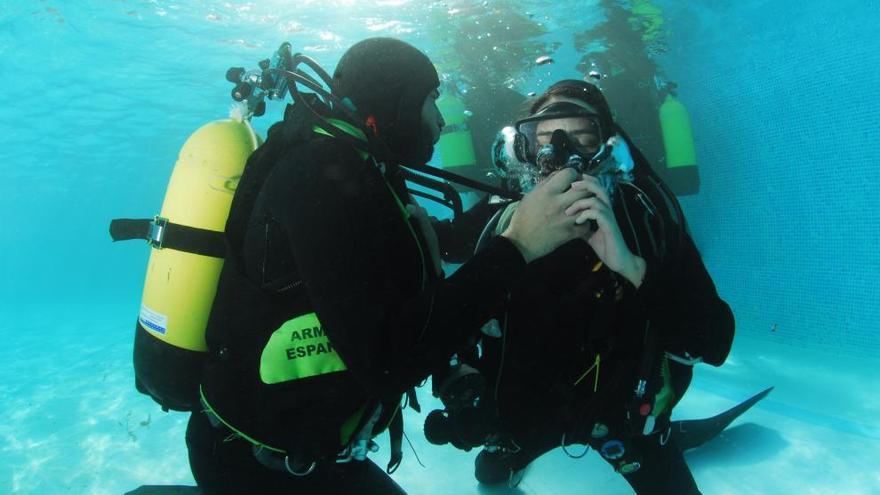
[513,102,607,166]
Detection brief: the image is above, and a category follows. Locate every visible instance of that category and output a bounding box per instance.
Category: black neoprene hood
[333,37,440,164]
[537,79,615,139]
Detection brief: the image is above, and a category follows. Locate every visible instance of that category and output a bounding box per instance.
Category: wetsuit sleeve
[270,142,527,397]
[432,194,504,263]
[624,231,735,367]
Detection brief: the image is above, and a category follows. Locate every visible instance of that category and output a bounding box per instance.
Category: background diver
[423,79,765,495]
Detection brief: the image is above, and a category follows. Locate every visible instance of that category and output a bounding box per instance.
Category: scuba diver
[184,39,602,494]
[424,79,736,494]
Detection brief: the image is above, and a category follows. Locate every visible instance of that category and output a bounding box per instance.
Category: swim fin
[672,386,774,451]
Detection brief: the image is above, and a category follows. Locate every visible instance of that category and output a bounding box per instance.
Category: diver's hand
[566,175,646,287]
[406,203,443,276]
[501,168,594,263]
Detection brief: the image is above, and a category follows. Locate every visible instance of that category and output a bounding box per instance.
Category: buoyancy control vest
[489,173,681,434]
[199,100,434,472]
[457,132,690,445]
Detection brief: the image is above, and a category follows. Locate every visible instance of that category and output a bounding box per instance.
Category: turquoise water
[1,1,878,493]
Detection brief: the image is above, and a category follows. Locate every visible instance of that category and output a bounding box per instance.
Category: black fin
[672,386,774,451]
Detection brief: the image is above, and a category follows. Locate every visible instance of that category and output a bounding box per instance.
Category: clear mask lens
[516,114,602,164]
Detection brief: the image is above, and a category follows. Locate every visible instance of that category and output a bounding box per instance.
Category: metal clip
[148,216,169,249]
[634,379,647,398]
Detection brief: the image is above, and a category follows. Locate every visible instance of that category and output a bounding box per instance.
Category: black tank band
[109,217,226,259]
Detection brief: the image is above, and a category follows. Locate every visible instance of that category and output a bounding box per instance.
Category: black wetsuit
[473,157,734,494]
[185,119,522,494]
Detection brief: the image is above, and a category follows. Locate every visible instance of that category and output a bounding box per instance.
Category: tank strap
[109,216,226,258]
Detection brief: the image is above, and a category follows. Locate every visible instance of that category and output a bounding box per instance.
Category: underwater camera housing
[424,362,493,452]
[424,404,493,452]
[225,42,296,117]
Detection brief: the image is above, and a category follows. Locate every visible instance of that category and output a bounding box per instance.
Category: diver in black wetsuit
[185,40,602,494]
[425,80,735,495]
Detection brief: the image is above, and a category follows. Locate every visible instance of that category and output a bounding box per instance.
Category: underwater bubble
[535,55,554,65]
[463,110,474,117]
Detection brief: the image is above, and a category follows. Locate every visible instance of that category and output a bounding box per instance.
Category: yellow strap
[313,119,428,287]
[651,356,675,415]
[199,387,287,454]
[574,353,601,392]
[312,118,370,160]
[339,403,368,445]
[383,178,428,289]
[312,117,367,140]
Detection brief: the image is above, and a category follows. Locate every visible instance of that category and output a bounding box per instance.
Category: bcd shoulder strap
[224,97,327,264]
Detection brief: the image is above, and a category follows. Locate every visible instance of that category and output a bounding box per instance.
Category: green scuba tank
[436,91,478,188]
[630,0,665,45]
[659,93,700,196]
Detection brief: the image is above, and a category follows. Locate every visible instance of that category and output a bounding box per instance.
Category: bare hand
[501,168,595,263]
[566,175,646,286]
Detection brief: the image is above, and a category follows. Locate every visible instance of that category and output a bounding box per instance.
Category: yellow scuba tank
[124,116,261,411]
[436,89,480,188]
[658,92,700,195]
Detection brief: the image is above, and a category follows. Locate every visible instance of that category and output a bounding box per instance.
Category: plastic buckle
[149,216,169,249]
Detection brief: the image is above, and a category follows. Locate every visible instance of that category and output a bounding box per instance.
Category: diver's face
[535,116,601,155]
[420,88,445,145]
[533,96,602,155]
